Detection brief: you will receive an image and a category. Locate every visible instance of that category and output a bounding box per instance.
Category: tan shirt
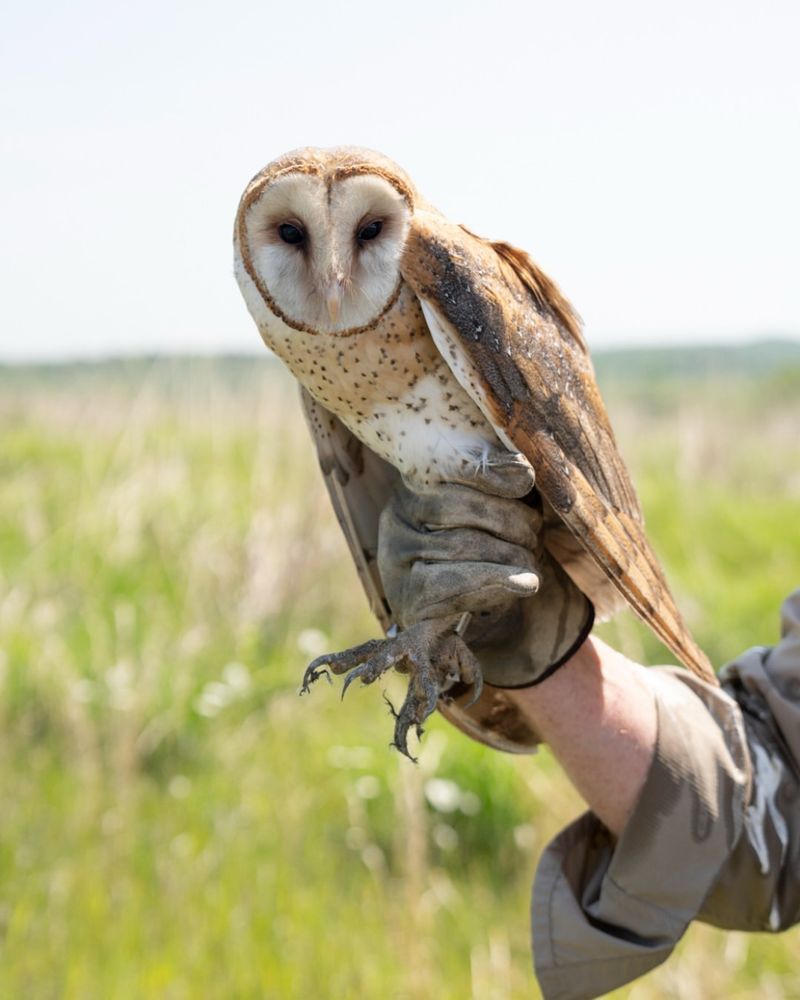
[533,589,800,1000]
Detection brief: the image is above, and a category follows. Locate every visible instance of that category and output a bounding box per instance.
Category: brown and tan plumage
[401,214,712,678]
[234,146,716,754]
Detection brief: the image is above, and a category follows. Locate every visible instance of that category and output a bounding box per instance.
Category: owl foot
[301,617,483,761]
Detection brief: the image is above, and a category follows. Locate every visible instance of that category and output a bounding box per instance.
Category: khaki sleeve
[531,589,800,1000]
[700,588,800,930]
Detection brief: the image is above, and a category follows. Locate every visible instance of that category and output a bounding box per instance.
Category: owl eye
[278,223,305,246]
[357,220,383,242]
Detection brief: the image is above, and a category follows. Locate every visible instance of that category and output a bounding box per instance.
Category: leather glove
[377,452,595,688]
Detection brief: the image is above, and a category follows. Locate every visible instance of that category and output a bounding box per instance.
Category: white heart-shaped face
[239,171,412,335]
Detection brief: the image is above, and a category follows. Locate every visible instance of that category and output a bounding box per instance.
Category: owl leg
[385,628,483,760]
[301,617,483,761]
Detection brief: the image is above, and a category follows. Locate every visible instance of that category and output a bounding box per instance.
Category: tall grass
[0,357,798,998]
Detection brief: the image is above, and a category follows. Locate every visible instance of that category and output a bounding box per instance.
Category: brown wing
[401,212,716,684]
[300,387,544,752]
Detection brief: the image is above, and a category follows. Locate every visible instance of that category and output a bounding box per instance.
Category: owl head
[234,147,416,336]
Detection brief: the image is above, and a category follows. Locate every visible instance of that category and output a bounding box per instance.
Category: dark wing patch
[460,226,587,353]
[401,214,715,684]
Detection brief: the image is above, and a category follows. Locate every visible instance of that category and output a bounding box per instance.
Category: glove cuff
[468,551,595,688]
[493,600,595,690]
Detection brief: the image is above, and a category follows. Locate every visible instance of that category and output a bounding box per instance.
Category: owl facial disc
[239,165,412,336]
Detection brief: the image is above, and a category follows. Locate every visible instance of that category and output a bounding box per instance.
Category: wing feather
[402,213,715,683]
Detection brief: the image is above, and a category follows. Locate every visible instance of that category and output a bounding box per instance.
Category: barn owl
[234,146,716,757]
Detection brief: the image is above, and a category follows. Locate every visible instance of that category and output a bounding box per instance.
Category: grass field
[1,352,799,998]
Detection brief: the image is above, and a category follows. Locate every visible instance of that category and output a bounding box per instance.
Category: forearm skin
[510,636,658,836]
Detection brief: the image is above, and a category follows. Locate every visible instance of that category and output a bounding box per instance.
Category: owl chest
[264,285,498,483]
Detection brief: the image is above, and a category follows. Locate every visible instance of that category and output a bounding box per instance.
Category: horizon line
[2,334,799,368]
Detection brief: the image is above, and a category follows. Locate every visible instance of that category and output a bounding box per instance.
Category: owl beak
[326,276,346,324]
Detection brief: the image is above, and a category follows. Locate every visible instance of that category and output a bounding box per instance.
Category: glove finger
[380,519,541,573]
[388,484,542,549]
[435,450,536,499]
[405,560,540,621]
[408,585,532,624]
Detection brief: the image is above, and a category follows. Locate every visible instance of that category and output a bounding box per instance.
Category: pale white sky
[2,0,798,360]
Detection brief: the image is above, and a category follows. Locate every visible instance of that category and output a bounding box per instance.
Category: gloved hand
[377,451,595,688]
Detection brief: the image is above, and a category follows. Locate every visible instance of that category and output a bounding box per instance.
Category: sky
[2,0,799,360]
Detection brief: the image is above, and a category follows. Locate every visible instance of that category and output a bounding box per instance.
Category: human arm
[377,462,657,834]
[510,635,657,837]
[377,470,800,998]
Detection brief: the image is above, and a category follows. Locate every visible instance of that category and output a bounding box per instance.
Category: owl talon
[300,664,332,695]
[341,657,390,699]
[302,617,484,757]
[464,669,484,709]
[390,684,431,762]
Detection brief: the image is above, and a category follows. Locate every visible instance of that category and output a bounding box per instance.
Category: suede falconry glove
[377,452,595,688]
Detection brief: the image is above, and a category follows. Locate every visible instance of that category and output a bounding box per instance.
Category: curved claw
[391,727,419,764]
[391,711,426,763]
[390,692,416,761]
[464,667,484,708]
[341,667,362,700]
[300,659,333,695]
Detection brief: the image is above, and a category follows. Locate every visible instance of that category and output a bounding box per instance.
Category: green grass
[0,355,798,998]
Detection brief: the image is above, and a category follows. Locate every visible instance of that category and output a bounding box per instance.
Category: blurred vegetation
[0,346,798,998]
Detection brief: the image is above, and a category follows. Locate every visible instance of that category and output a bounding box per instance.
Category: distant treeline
[2,339,799,393]
[592,339,800,384]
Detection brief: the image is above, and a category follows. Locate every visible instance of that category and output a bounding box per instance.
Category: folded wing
[401,212,715,683]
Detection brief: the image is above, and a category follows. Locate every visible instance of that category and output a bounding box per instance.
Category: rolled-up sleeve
[531,589,800,1000]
